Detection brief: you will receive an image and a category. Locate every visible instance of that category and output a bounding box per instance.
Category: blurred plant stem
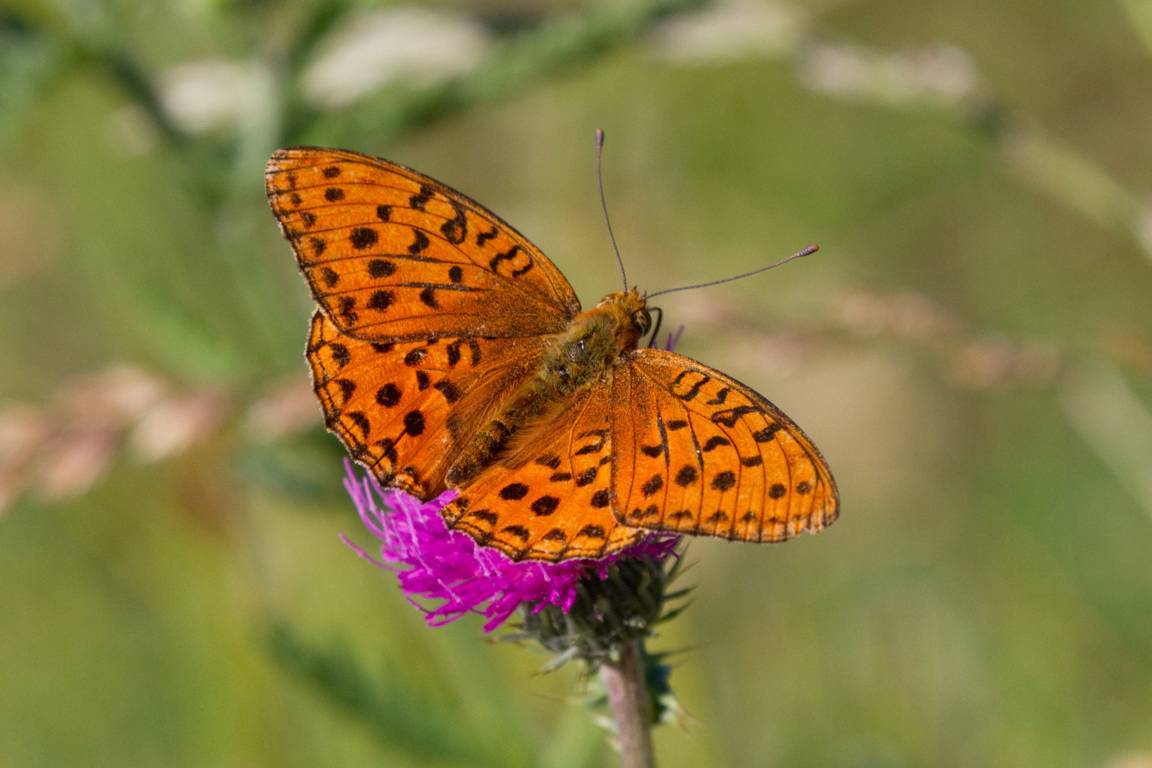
[299,0,708,147]
[1060,362,1152,521]
[1001,126,1151,262]
[1119,0,1152,54]
[600,640,656,768]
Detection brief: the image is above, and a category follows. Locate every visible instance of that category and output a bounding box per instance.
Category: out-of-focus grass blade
[264,620,513,768]
[1060,362,1152,521]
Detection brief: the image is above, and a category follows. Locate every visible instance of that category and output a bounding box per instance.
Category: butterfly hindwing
[441,382,643,562]
[610,349,839,542]
[267,148,581,342]
[307,311,548,498]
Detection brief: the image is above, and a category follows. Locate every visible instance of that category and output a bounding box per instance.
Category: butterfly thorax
[543,289,649,393]
[445,290,649,486]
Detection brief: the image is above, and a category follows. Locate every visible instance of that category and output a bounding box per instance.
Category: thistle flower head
[341,461,679,633]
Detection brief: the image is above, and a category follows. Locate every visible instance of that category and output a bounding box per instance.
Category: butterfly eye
[632,310,651,335]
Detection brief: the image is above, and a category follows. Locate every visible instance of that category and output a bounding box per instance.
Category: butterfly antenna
[596,129,628,292]
[647,244,820,299]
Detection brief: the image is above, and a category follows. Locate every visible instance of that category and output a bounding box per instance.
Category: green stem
[600,639,655,768]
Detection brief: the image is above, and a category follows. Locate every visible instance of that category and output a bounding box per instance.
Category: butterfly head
[594,287,650,351]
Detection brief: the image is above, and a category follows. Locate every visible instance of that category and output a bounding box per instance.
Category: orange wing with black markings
[307,310,547,497]
[610,349,839,542]
[266,147,580,342]
[441,381,643,562]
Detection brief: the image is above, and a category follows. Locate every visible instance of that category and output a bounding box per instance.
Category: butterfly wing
[266,147,581,341]
[307,311,548,498]
[440,380,644,561]
[610,349,839,542]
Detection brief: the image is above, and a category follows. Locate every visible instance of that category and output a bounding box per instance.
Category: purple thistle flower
[341,462,679,632]
[340,327,685,633]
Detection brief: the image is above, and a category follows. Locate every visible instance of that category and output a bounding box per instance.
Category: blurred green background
[3,0,1152,765]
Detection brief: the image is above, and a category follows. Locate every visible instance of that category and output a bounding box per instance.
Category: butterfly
[265,146,839,562]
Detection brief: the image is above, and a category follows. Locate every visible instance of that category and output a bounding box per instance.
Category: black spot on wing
[368,290,394,312]
[711,471,736,491]
[433,380,460,403]
[408,230,429,255]
[349,227,377,249]
[753,424,781,442]
[675,465,698,486]
[531,496,559,516]
[403,410,425,436]
[375,383,401,407]
[499,483,529,500]
[440,203,468,244]
[641,474,664,496]
[702,436,731,452]
[712,405,759,428]
[368,259,397,278]
[476,226,498,246]
[409,184,434,211]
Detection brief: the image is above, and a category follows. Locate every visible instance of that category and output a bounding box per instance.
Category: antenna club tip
[595,128,605,146]
[799,243,820,257]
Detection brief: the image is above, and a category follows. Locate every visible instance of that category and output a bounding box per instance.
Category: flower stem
[600,639,655,768]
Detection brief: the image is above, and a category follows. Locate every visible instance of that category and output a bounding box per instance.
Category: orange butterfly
[265,147,839,561]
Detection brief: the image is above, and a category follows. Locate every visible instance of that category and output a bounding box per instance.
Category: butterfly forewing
[610,349,838,542]
[441,383,643,562]
[307,310,548,498]
[267,148,581,342]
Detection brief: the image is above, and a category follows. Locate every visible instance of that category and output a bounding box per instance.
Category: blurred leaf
[264,620,512,767]
[0,14,72,137]
[241,429,350,503]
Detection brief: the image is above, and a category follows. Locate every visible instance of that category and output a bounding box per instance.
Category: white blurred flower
[649,0,807,63]
[35,429,118,500]
[59,365,167,424]
[798,43,980,108]
[0,407,50,513]
[130,391,228,462]
[0,407,49,468]
[244,376,317,441]
[950,336,1062,389]
[157,58,268,133]
[837,290,956,340]
[301,7,490,109]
